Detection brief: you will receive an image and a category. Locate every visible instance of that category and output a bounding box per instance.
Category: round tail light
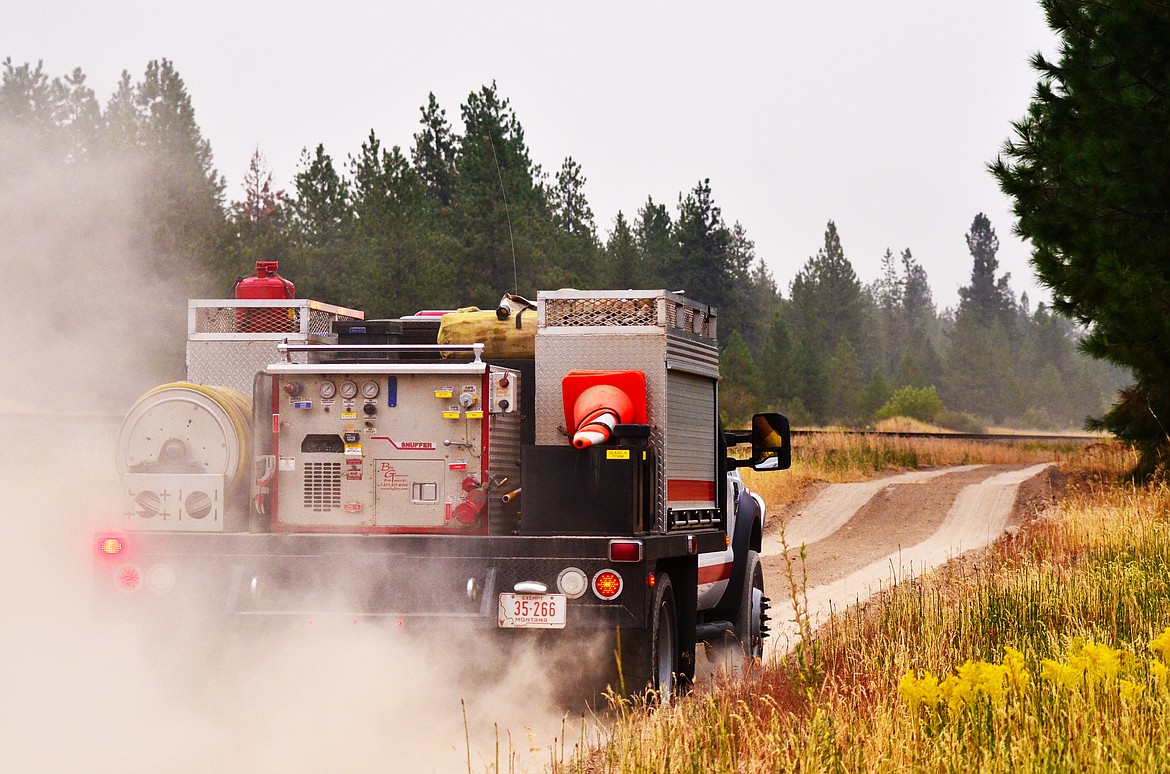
[592,569,623,600]
[117,564,142,592]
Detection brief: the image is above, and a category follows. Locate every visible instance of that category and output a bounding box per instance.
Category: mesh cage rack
[186,299,364,395]
[538,289,717,341]
[189,299,363,338]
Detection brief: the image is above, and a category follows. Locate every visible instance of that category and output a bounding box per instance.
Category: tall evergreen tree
[547,156,601,286]
[825,338,865,424]
[670,179,733,313]
[760,309,799,407]
[452,82,545,301]
[348,130,453,314]
[787,223,862,421]
[604,211,643,289]
[718,330,764,426]
[957,213,1015,331]
[286,143,353,305]
[128,59,226,290]
[1,59,96,161]
[634,196,674,287]
[411,92,457,208]
[548,156,595,237]
[223,148,291,284]
[992,0,1170,469]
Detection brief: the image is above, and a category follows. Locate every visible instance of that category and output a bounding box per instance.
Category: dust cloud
[0,127,602,772]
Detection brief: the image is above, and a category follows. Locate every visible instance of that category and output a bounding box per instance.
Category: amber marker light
[98,536,124,556]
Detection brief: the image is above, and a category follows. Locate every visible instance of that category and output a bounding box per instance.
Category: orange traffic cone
[562,371,648,449]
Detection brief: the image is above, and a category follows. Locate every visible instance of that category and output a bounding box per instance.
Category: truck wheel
[620,573,681,703]
[709,549,767,667]
[651,574,680,702]
[736,549,767,660]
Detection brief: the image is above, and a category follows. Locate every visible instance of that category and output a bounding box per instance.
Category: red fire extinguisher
[234,261,295,332]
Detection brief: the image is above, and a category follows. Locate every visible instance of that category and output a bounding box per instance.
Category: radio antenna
[487,131,519,293]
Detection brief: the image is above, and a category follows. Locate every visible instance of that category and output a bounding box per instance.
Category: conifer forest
[1,58,1124,430]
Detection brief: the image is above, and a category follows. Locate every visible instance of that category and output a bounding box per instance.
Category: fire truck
[95,275,790,699]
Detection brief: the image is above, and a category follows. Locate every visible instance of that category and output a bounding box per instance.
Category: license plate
[497,593,567,629]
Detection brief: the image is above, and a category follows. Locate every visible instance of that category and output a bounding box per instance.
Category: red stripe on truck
[698,562,732,584]
[667,479,716,502]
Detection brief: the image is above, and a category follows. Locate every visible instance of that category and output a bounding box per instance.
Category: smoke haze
[0,123,598,773]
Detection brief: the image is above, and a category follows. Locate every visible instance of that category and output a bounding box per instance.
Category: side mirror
[750,412,791,471]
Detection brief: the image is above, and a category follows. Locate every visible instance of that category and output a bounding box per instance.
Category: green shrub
[875,386,944,423]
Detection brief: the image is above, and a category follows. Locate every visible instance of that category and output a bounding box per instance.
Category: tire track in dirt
[760,463,1054,659]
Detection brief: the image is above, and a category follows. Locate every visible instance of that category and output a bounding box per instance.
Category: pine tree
[760,310,799,407]
[825,339,865,424]
[130,59,226,290]
[282,143,352,305]
[788,221,868,418]
[1,59,101,164]
[547,156,601,286]
[347,130,454,314]
[957,213,1015,331]
[718,330,764,427]
[992,0,1170,469]
[634,196,674,287]
[451,82,545,302]
[669,179,733,312]
[789,222,864,349]
[860,370,892,422]
[411,92,457,208]
[604,211,642,289]
[223,148,291,284]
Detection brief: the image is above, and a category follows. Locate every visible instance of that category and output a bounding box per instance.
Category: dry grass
[563,440,1155,773]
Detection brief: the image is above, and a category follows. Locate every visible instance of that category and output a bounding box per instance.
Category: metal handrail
[276,342,484,364]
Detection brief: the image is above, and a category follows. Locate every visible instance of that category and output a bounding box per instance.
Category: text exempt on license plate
[497,593,567,629]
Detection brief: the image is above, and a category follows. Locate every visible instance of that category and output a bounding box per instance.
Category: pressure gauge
[362,380,380,399]
[339,381,358,400]
[318,381,337,400]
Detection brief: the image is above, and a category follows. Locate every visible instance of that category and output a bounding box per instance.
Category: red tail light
[592,569,623,600]
[608,540,643,562]
[117,564,142,592]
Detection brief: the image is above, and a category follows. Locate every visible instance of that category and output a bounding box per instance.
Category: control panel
[271,366,518,532]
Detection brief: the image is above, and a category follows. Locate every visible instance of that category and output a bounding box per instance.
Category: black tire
[708,549,767,668]
[619,573,681,703]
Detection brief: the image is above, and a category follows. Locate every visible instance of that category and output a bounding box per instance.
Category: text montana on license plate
[497,593,567,629]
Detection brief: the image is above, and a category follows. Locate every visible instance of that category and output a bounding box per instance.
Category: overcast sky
[9,1,1058,309]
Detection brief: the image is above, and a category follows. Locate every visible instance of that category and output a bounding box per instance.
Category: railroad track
[790,428,1103,444]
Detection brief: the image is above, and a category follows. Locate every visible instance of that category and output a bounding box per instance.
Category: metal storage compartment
[534,290,720,533]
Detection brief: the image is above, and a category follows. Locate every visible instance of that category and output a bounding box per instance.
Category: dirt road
[758,463,1060,659]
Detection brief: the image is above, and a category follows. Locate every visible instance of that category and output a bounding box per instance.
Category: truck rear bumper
[92,532,701,630]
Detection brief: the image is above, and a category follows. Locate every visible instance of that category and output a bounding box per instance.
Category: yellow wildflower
[955,660,1009,706]
[898,669,942,710]
[1003,646,1031,693]
[1150,626,1170,662]
[1069,641,1122,684]
[1150,658,1169,687]
[1041,658,1083,691]
[1120,679,1145,704]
